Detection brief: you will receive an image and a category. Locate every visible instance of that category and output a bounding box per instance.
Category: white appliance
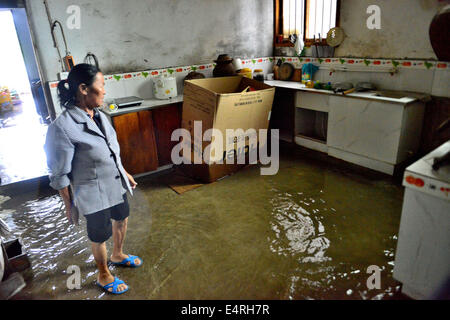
[153,75,178,99]
[393,141,450,299]
[114,96,143,108]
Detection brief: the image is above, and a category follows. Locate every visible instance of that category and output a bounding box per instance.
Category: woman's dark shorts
[84,193,129,243]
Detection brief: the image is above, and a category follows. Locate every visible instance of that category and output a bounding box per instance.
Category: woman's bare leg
[111,218,141,266]
[91,241,127,292]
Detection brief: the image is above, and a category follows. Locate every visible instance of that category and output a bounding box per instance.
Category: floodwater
[1,144,407,300]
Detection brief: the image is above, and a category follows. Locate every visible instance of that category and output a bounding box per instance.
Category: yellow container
[238,68,252,79]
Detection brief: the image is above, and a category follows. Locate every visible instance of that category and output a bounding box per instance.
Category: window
[275,0,339,45]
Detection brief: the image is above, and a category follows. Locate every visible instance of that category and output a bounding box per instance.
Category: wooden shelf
[274,42,294,47]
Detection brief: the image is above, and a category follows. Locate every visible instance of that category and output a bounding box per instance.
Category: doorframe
[0,1,54,122]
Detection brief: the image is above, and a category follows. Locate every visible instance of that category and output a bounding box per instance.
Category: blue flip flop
[111,254,143,268]
[96,277,128,294]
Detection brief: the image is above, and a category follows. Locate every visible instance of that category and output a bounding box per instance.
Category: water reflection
[269,191,331,264]
[0,158,405,300]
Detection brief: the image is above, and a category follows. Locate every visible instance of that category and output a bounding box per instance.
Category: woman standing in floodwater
[44,64,143,294]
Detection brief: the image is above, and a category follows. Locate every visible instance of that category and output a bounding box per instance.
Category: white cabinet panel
[328,96,404,164]
[296,92,329,112]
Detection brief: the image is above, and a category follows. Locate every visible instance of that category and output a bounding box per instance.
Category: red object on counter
[414,178,425,187]
[405,176,416,184]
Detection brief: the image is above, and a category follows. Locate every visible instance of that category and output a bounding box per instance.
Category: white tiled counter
[101,95,184,117]
[266,80,427,175]
[265,80,421,104]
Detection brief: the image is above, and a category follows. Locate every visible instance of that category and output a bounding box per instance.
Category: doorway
[0,9,49,186]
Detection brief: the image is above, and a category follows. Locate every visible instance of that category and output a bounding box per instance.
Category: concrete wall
[336,0,443,59]
[24,0,273,82]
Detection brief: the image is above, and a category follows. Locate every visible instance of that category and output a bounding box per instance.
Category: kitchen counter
[393,141,450,299]
[101,95,184,117]
[405,141,450,186]
[264,80,426,105]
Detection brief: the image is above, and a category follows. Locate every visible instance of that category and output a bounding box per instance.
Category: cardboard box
[181,76,275,183]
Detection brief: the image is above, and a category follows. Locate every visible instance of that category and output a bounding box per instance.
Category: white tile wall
[47,58,273,118]
[431,69,450,98]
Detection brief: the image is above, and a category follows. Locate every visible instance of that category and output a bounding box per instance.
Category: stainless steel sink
[374,90,407,99]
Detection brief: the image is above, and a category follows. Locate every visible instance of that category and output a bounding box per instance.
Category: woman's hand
[125,171,137,189]
[59,187,78,225]
[65,205,74,224]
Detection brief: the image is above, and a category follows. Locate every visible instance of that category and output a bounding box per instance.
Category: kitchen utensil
[429,4,450,61]
[279,63,295,80]
[327,27,346,47]
[313,35,319,58]
[273,59,283,80]
[317,34,323,58]
[153,75,178,99]
[332,82,353,93]
[322,45,334,58]
[343,87,356,95]
[339,82,376,95]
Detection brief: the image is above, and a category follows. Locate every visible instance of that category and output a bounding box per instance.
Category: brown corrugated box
[181,76,275,183]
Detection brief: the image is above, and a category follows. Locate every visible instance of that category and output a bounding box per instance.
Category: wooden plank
[152,103,182,166]
[112,110,159,175]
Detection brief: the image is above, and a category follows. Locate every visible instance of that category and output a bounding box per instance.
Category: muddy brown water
[0,145,406,300]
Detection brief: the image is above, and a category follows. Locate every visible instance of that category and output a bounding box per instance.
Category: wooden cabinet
[152,103,182,167]
[112,110,159,175]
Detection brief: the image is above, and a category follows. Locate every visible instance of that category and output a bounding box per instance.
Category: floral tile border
[274,56,448,71]
[49,56,447,89]
[48,57,273,87]
[101,57,274,83]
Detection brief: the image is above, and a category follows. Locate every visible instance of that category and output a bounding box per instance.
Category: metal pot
[332,82,353,93]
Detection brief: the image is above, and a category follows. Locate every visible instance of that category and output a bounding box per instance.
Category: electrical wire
[84,52,100,70]
[44,0,64,71]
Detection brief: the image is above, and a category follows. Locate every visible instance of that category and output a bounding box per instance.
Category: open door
[0,6,49,185]
[10,7,50,123]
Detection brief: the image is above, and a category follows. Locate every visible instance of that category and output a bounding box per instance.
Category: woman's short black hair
[57,63,101,108]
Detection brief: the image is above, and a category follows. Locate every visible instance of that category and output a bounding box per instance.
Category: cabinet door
[152,103,182,166]
[112,110,159,175]
[327,96,403,164]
